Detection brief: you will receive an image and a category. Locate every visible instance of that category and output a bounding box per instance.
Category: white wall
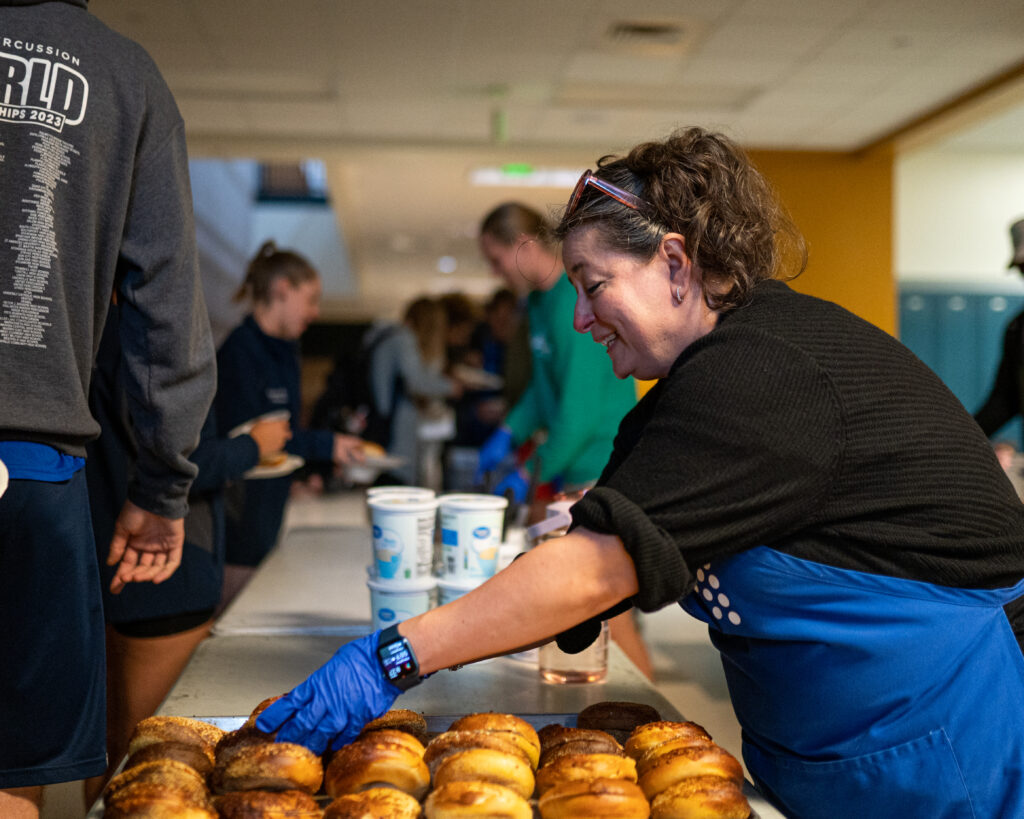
[190,159,356,344]
[896,149,1024,290]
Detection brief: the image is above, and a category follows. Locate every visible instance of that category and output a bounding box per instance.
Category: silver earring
[674,285,684,304]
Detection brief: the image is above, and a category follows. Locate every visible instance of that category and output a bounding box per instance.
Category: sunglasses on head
[566,169,649,217]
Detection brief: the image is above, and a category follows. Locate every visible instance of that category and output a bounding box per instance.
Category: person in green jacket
[476,202,637,501]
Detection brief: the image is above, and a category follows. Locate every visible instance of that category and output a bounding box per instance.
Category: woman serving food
[258,128,1024,817]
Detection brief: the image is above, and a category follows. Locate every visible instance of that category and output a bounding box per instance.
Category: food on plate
[123,740,214,779]
[103,782,217,819]
[649,774,751,819]
[624,722,712,761]
[637,736,730,776]
[126,715,223,760]
[424,780,532,819]
[637,745,744,801]
[211,739,323,794]
[242,695,283,729]
[104,759,209,804]
[448,713,541,769]
[537,777,651,819]
[538,726,623,767]
[359,708,429,744]
[424,730,532,778]
[324,786,423,818]
[577,701,662,743]
[361,441,387,459]
[258,451,290,468]
[213,725,276,770]
[325,729,429,800]
[535,753,638,796]
[214,788,323,818]
[432,747,535,799]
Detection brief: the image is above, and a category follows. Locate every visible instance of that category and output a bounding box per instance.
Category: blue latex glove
[475,425,515,484]
[255,630,401,753]
[495,467,530,504]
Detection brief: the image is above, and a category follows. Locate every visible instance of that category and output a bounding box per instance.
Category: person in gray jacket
[364,297,463,485]
[0,2,216,816]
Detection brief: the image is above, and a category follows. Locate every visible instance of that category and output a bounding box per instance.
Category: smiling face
[564,226,719,380]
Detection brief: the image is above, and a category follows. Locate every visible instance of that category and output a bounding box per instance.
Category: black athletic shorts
[0,471,107,787]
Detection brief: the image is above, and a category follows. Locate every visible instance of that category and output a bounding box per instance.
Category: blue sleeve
[214,325,266,435]
[189,410,260,493]
[286,427,335,463]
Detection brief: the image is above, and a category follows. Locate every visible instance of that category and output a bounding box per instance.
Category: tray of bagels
[89,698,767,818]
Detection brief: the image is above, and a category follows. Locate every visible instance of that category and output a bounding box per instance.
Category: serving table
[156,490,785,818]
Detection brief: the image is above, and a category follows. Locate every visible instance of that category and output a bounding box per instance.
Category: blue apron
[680,546,1024,818]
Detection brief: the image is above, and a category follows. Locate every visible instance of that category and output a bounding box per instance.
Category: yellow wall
[748,147,895,334]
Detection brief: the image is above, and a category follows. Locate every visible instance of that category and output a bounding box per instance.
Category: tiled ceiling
[87,0,1024,311]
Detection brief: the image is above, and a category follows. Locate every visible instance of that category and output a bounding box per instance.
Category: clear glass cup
[538,621,609,684]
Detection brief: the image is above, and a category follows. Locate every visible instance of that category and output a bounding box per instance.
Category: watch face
[379,636,417,682]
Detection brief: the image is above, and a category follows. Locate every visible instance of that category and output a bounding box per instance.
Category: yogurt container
[368,494,439,580]
[364,486,435,523]
[438,493,508,579]
[437,575,484,605]
[367,574,437,630]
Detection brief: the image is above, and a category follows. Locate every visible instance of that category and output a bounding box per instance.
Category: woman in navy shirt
[215,242,363,598]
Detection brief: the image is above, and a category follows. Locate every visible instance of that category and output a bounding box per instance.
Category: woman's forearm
[399,528,639,674]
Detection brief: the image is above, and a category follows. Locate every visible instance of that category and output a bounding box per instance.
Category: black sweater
[572,280,1024,617]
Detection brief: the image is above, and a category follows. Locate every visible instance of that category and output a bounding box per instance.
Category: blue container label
[441,528,458,545]
[373,524,382,538]
[379,608,396,622]
[473,526,491,538]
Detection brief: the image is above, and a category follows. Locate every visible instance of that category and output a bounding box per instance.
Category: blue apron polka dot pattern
[681,547,1024,818]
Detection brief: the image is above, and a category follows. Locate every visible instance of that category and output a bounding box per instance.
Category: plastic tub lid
[367,485,435,498]
[437,575,486,592]
[366,574,437,593]
[368,495,439,513]
[438,493,509,510]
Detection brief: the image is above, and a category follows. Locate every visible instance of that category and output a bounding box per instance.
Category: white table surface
[213,525,374,636]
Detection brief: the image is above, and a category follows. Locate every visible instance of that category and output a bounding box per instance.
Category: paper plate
[452,363,504,390]
[228,409,291,439]
[242,454,305,479]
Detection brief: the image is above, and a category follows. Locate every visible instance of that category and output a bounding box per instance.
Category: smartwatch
[376,624,423,690]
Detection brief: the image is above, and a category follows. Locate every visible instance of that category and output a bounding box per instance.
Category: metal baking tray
[87,714,773,818]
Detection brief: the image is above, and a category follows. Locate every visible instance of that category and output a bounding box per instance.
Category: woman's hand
[248,417,292,457]
[255,630,400,753]
[333,434,366,465]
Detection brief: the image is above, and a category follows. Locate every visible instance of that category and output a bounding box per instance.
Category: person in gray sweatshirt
[0,2,216,815]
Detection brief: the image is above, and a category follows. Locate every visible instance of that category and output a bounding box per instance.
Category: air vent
[603,18,699,57]
[608,21,686,47]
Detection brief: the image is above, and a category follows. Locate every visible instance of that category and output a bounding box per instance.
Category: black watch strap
[377,624,422,690]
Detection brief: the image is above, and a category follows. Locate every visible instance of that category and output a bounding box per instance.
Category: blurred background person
[82,303,291,807]
[475,202,637,507]
[975,217,1024,481]
[362,296,463,487]
[476,201,652,678]
[214,242,364,605]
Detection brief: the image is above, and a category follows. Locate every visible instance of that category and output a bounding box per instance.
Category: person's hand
[475,426,514,482]
[106,500,185,594]
[448,377,465,401]
[333,434,366,465]
[994,441,1017,473]
[249,417,292,458]
[255,630,401,753]
[495,467,530,504]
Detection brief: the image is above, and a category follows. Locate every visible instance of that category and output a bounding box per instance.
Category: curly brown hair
[553,127,806,311]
